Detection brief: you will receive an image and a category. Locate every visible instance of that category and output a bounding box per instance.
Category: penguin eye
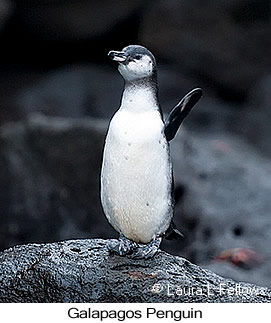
[134,54,142,60]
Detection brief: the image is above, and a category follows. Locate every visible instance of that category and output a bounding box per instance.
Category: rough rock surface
[0,239,270,303]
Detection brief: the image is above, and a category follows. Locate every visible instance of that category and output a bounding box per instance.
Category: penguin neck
[120,76,159,113]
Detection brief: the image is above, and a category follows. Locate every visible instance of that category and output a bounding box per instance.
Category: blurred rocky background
[0,0,271,288]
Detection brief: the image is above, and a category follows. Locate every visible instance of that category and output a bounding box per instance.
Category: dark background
[0,0,271,287]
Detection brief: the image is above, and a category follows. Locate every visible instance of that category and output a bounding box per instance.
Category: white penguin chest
[101,109,172,243]
[109,109,165,155]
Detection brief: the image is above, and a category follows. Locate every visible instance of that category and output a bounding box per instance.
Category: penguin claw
[130,237,162,259]
[107,235,136,256]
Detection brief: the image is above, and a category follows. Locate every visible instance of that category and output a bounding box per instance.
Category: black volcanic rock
[0,239,270,302]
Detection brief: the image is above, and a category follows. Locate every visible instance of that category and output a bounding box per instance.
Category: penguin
[101,45,202,259]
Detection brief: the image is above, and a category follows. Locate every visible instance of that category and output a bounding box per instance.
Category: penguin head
[108,45,156,82]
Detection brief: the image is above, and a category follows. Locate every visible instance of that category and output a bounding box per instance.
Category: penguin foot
[131,237,162,259]
[107,234,136,256]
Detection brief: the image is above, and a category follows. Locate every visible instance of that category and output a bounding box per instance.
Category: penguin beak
[108,50,127,63]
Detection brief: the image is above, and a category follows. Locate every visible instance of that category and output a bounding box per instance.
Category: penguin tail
[165,221,184,240]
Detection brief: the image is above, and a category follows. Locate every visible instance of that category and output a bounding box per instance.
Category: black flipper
[164,88,203,141]
[165,220,184,240]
